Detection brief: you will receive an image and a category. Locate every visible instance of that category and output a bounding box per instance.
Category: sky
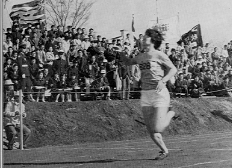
[3,0,232,47]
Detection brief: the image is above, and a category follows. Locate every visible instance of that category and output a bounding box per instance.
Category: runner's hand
[156,80,166,93]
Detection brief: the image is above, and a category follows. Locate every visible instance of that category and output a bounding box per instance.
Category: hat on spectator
[25,34,30,38]
[100,69,106,74]
[103,59,108,63]
[4,79,14,85]
[198,55,202,59]
[70,43,76,47]
[19,44,27,49]
[84,35,89,39]
[112,46,121,51]
[58,50,64,53]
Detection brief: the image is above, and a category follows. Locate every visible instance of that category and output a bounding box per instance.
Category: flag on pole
[131,15,136,48]
[132,15,135,33]
[177,24,203,48]
[10,0,45,27]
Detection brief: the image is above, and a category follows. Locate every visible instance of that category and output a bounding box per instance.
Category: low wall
[24,98,232,148]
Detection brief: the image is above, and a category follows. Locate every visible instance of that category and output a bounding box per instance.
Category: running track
[4,131,232,168]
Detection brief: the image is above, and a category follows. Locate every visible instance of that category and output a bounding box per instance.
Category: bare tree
[46,0,94,31]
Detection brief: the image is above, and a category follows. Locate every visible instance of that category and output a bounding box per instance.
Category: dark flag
[177,24,203,48]
[10,0,45,27]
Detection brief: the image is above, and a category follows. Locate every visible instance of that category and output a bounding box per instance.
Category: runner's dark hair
[145,28,164,49]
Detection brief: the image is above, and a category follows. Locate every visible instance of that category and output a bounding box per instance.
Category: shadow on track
[4,158,157,166]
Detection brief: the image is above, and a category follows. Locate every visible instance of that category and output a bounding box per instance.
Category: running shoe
[154,151,169,160]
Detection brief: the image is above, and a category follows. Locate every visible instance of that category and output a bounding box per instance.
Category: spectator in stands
[211,47,220,62]
[81,36,91,50]
[174,73,189,97]
[52,50,68,76]
[68,73,80,102]
[91,69,111,100]
[33,71,46,102]
[67,44,78,66]
[3,36,13,54]
[4,93,31,150]
[57,74,70,102]
[45,46,55,67]
[37,44,46,67]
[9,64,21,92]
[189,75,204,98]
[30,32,39,50]
[29,57,39,82]
[18,44,35,102]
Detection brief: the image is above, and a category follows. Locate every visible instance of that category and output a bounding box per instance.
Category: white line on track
[176,159,231,168]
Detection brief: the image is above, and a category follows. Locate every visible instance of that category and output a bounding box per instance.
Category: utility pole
[156,0,159,24]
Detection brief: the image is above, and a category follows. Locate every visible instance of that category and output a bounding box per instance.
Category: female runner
[120,28,177,160]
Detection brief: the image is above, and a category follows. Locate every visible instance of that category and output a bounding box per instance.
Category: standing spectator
[29,57,39,81]
[30,32,40,50]
[106,58,117,92]
[72,34,82,50]
[85,55,99,94]
[62,35,70,54]
[18,44,35,102]
[4,94,31,150]
[56,25,64,38]
[45,34,57,52]
[118,49,131,100]
[12,25,23,44]
[136,34,143,51]
[67,44,78,65]
[48,25,57,37]
[81,36,91,50]
[9,64,21,92]
[226,51,232,67]
[52,50,68,76]
[38,31,49,46]
[67,60,80,80]
[22,35,31,51]
[221,45,229,60]
[36,44,46,67]
[45,46,55,66]
[211,47,220,62]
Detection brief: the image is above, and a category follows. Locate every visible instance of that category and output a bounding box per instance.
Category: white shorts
[140,88,170,107]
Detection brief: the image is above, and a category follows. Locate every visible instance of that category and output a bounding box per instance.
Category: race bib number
[139,62,151,70]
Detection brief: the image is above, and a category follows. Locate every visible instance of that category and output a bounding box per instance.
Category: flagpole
[156,0,158,24]
[1,0,3,166]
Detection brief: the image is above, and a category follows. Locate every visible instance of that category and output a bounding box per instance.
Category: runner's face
[142,35,151,49]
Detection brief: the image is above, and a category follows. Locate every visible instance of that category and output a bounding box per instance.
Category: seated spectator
[90,69,111,100]
[33,71,46,102]
[68,73,80,102]
[85,55,99,94]
[56,74,71,102]
[4,93,31,150]
[4,46,14,59]
[174,73,189,96]
[52,50,68,76]
[189,75,204,98]
[49,72,60,99]
[4,58,13,73]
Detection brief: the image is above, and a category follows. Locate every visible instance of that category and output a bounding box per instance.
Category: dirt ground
[3,98,232,167]
[3,131,232,168]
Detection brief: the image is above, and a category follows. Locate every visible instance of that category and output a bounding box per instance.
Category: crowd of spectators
[3,22,232,102]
